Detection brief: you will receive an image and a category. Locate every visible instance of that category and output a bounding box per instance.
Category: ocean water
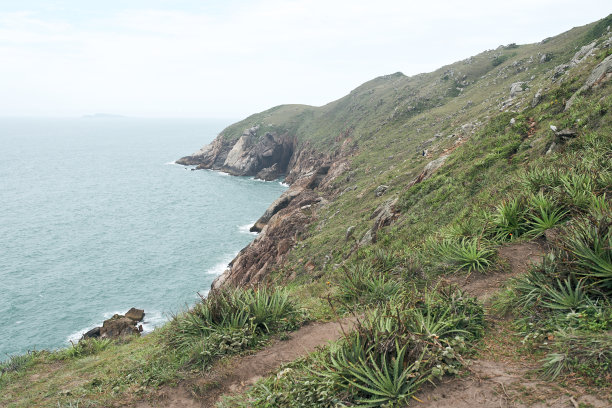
[0,118,287,358]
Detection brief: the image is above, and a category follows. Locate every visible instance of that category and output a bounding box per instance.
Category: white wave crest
[140,310,166,334]
[279,181,289,187]
[206,253,236,275]
[238,223,257,235]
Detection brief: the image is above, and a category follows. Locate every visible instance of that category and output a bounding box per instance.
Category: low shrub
[336,264,401,306]
[433,237,494,273]
[167,287,303,369]
[60,338,113,359]
[491,197,528,240]
[564,213,612,294]
[233,287,484,407]
[541,330,612,385]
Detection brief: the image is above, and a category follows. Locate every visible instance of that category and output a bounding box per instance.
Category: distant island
[82,113,126,119]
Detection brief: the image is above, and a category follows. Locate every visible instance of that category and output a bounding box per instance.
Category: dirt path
[135,318,354,408]
[419,241,611,407]
[445,240,545,303]
[136,242,610,407]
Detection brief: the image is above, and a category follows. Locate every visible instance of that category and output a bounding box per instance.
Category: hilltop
[2,14,612,407]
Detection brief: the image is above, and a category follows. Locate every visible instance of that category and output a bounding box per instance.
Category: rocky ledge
[82,308,145,340]
[176,126,295,180]
[178,125,358,289]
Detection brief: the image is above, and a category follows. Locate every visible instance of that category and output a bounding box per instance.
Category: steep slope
[2,14,611,408]
[178,14,612,290]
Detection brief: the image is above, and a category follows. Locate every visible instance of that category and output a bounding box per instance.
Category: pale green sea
[0,118,287,358]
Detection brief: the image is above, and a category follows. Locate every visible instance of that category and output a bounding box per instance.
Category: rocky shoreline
[82,308,145,340]
[178,127,357,290]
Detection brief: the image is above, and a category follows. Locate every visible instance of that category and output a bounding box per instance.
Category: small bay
[0,117,287,357]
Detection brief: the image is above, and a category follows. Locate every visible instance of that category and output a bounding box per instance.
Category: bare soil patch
[446,240,546,303]
[420,241,611,407]
[135,318,354,408]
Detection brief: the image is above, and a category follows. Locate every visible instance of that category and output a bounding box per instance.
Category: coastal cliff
[178,117,357,288]
[177,15,612,291]
[4,14,612,408]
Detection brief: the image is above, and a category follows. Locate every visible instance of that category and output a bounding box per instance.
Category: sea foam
[238,222,257,235]
[205,253,237,275]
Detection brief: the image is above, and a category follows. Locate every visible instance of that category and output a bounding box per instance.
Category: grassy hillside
[2,15,611,407]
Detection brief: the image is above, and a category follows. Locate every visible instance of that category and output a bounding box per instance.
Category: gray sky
[1,0,610,118]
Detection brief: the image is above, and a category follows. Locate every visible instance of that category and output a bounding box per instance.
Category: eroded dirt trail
[137,242,610,408]
[136,318,354,408]
[446,240,545,303]
[419,241,611,408]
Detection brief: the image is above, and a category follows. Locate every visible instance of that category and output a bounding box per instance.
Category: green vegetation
[431,237,494,272]
[224,287,483,407]
[3,14,612,407]
[167,287,303,369]
[0,287,304,406]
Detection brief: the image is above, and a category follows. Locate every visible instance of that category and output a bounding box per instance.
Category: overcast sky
[0,1,610,118]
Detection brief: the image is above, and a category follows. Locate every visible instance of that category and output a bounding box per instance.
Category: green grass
[226,287,484,407]
[4,13,612,407]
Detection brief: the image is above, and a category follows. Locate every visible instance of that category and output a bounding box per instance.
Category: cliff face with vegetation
[178,16,612,291]
[3,15,612,408]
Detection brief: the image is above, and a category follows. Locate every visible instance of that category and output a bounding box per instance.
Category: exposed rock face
[255,163,281,181]
[532,88,543,107]
[250,188,302,233]
[177,123,358,290]
[212,156,352,290]
[565,54,612,110]
[176,127,294,178]
[125,308,145,322]
[375,185,389,197]
[175,136,233,168]
[100,315,141,339]
[82,327,100,339]
[360,198,400,246]
[408,155,448,187]
[509,82,526,98]
[81,308,145,340]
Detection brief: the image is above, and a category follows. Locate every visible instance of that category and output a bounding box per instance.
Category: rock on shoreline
[82,308,145,340]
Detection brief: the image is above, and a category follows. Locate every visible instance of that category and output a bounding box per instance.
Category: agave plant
[565,216,612,293]
[492,197,528,240]
[407,306,468,339]
[435,237,494,273]
[519,167,560,193]
[540,278,592,311]
[540,330,612,381]
[337,264,400,305]
[512,253,559,308]
[589,193,609,217]
[558,173,595,210]
[330,341,427,407]
[528,206,568,236]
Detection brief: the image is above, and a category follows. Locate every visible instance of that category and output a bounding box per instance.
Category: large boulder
[510,82,526,98]
[125,308,145,322]
[100,314,140,339]
[255,163,281,181]
[82,327,101,340]
[565,54,612,110]
[360,198,400,245]
[81,308,145,341]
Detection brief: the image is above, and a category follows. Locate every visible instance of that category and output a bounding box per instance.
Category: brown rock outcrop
[100,315,140,338]
[81,308,145,340]
[176,127,295,178]
[179,125,355,290]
